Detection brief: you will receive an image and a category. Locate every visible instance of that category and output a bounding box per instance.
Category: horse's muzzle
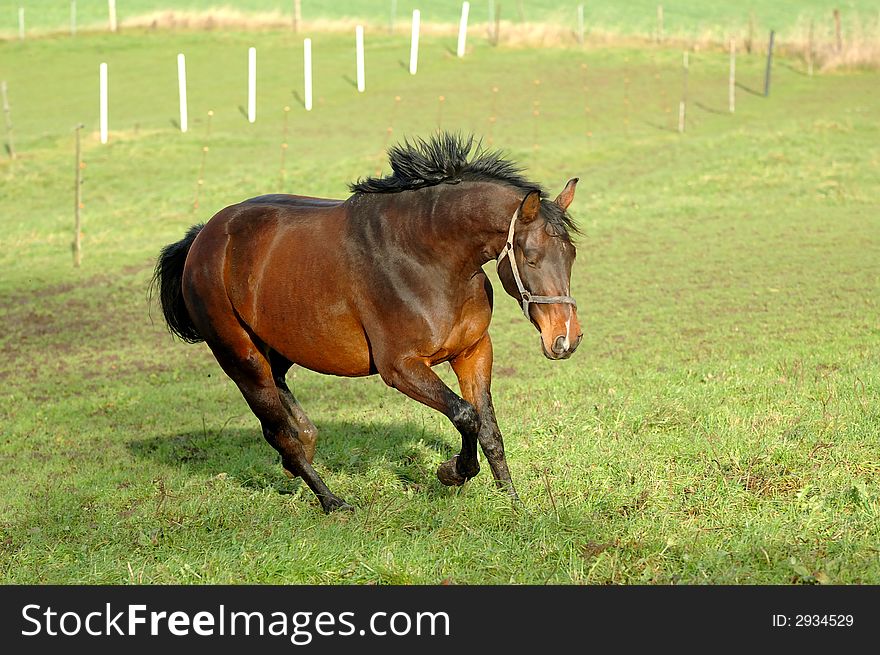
[543,333,583,360]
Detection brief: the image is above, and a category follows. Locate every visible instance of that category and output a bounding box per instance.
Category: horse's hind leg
[269,352,318,464]
[206,335,349,513]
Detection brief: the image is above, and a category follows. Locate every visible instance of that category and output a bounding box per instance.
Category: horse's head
[497,179,582,360]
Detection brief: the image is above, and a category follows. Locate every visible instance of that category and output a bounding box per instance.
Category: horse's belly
[254,306,375,377]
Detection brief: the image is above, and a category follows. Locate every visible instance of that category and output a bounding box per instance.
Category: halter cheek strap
[495,208,578,318]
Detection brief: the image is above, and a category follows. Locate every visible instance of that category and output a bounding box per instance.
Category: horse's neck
[417,183,517,270]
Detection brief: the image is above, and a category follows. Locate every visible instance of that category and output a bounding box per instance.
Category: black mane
[350,133,578,239]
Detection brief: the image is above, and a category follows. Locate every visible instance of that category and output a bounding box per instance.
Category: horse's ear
[554,178,578,211]
[519,190,542,223]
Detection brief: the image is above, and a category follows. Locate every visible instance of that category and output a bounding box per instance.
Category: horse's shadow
[128,419,457,498]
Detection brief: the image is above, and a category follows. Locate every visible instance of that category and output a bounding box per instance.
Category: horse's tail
[151,223,205,344]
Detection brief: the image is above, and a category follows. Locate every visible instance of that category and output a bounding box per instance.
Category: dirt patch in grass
[581,540,614,560]
[2,260,153,306]
[0,261,174,384]
[720,456,805,498]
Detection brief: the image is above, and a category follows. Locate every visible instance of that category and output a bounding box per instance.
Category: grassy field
[3,0,878,40]
[0,21,878,584]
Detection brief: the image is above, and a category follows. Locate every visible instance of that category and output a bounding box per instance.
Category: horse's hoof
[497,481,521,503]
[437,456,468,487]
[322,497,354,514]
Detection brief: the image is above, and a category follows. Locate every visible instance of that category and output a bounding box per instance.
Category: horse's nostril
[553,335,566,354]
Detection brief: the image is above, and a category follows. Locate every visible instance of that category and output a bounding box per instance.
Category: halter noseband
[495,207,578,318]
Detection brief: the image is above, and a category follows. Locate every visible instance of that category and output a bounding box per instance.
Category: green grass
[0,25,878,584]
[3,0,878,38]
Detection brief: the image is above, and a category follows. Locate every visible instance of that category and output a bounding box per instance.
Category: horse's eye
[526,260,537,268]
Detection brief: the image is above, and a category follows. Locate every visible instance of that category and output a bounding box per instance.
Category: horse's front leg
[379,357,480,486]
[451,334,519,500]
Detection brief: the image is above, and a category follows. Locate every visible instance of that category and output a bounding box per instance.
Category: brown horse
[152,134,582,513]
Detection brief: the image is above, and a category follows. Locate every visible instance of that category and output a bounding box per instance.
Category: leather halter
[495,207,578,318]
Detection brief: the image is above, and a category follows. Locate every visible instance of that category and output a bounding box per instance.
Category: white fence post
[108,0,117,33]
[1,81,16,159]
[678,51,688,134]
[409,10,420,75]
[356,26,366,92]
[99,63,109,144]
[729,38,736,113]
[177,54,188,133]
[248,47,256,123]
[293,0,302,32]
[577,4,585,45]
[304,38,313,111]
[457,2,470,58]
